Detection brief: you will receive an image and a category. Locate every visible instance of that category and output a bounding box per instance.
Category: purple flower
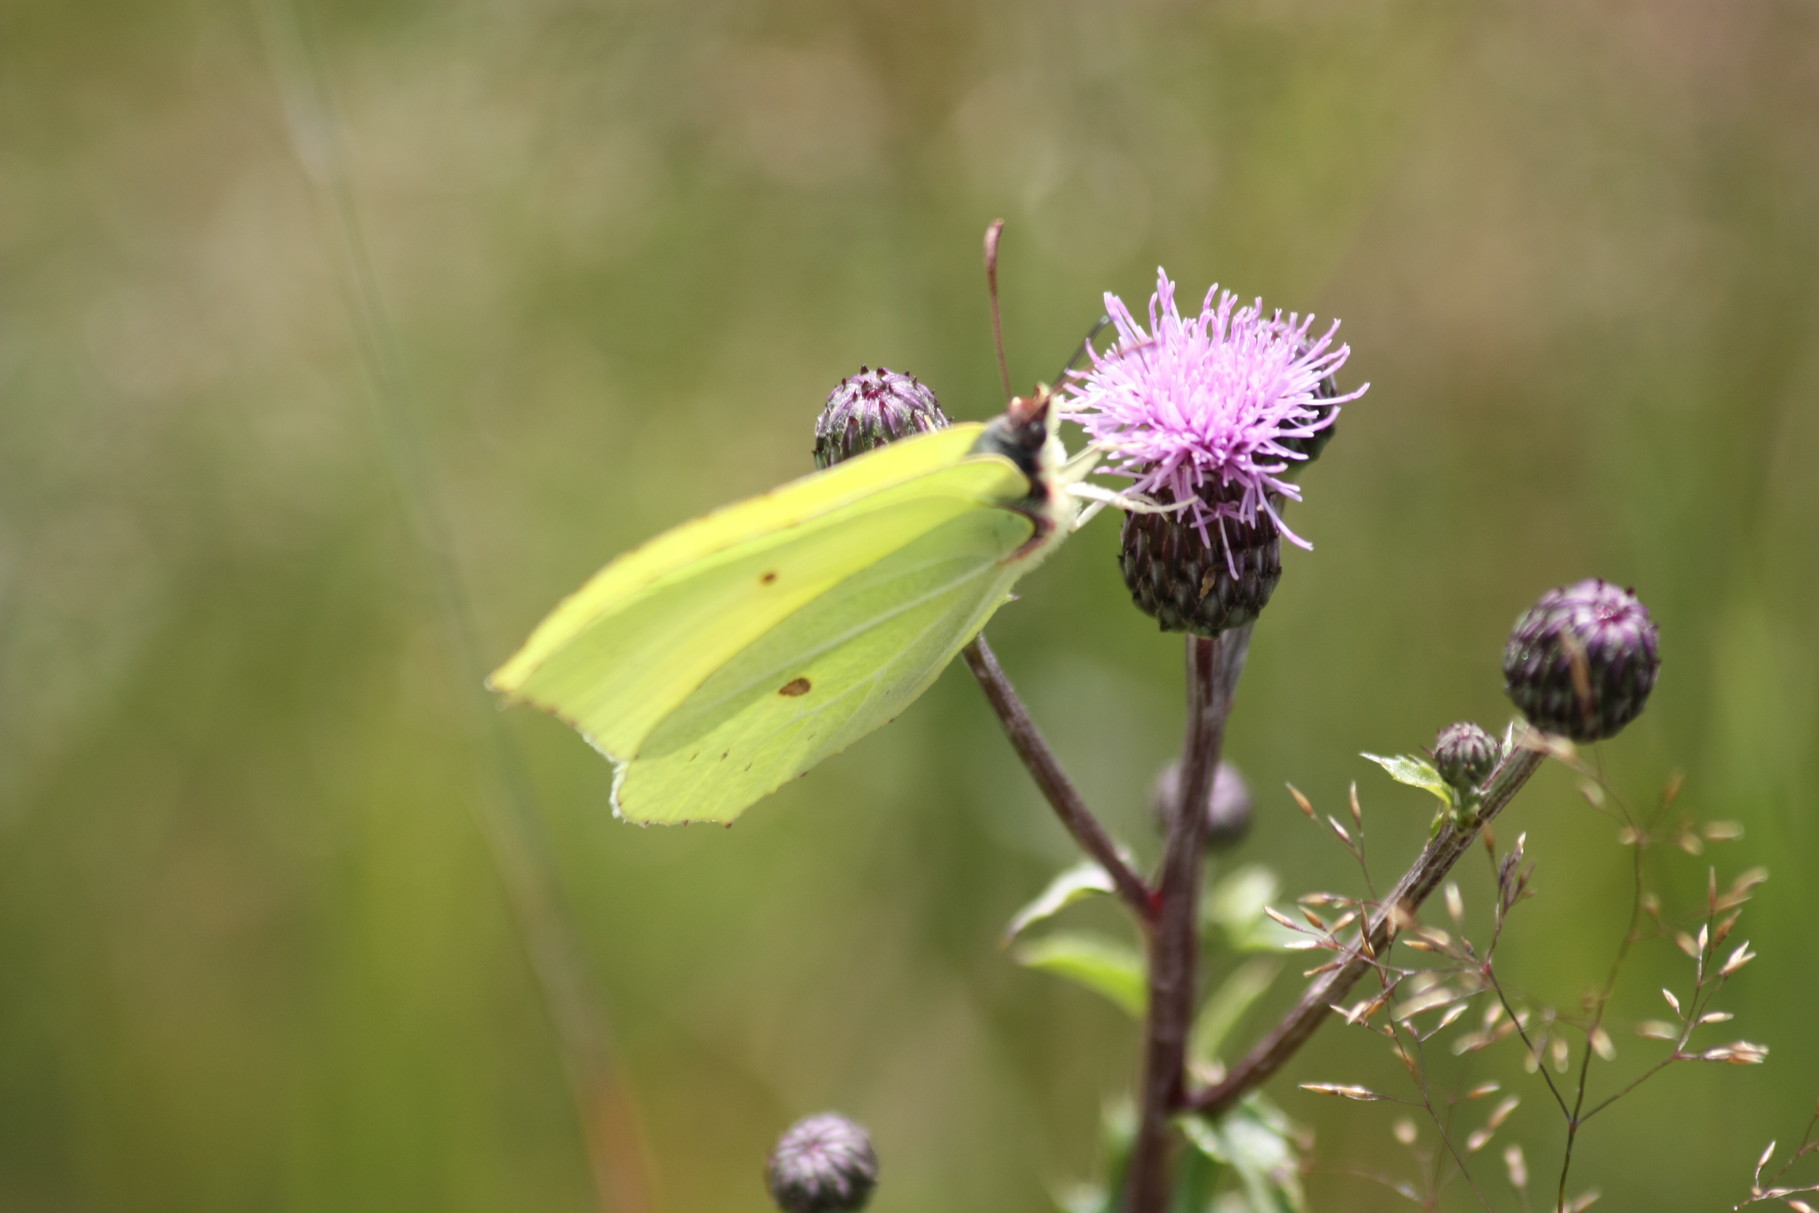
[1061,269,1367,550]
[767,1113,878,1213]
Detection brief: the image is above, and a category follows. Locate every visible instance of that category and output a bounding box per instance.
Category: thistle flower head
[766,1113,878,1213]
[1061,269,1367,550]
[1150,758,1254,851]
[1433,722,1501,794]
[1503,579,1660,742]
[1120,505,1280,635]
[814,366,948,469]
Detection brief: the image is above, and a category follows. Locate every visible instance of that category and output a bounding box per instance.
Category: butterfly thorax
[973,385,1074,561]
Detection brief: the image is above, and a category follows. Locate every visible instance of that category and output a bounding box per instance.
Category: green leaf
[1361,752,1454,808]
[1006,861,1117,944]
[1190,956,1283,1067]
[1204,865,1298,952]
[1169,1145,1223,1213]
[1179,1098,1306,1213]
[1013,931,1147,1018]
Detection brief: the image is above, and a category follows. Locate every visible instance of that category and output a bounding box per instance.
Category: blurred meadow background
[5,0,1819,1209]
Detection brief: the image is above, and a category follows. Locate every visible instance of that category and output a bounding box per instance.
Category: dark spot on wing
[720,750,729,760]
[759,570,778,584]
[778,677,812,697]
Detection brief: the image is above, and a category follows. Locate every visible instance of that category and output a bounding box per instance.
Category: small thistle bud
[1120,499,1281,636]
[813,366,948,469]
[1150,759,1254,851]
[1433,722,1500,793]
[1503,579,1660,742]
[766,1113,878,1213]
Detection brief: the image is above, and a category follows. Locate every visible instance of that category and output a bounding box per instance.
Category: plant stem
[963,637,1156,919]
[1126,629,1249,1213]
[1556,786,1652,1206]
[1187,739,1547,1120]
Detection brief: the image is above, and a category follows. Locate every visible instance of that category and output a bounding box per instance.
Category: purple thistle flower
[767,1113,878,1213]
[1061,269,1367,551]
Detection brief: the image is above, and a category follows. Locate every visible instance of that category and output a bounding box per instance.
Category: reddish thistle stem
[1126,629,1248,1213]
[963,638,1156,920]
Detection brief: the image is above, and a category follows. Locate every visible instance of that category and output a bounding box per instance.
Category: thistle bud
[1150,759,1254,852]
[1433,722,1500,794]
[813,367,948,469]
[1120,499,1280,636]
[1503,579,1660,742]
[766,1113,878,1213]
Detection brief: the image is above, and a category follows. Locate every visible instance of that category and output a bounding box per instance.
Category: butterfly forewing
[490,424,989,696]
[616,503,1035,823]
[505,489,1005,759]
[491,429,1052,823]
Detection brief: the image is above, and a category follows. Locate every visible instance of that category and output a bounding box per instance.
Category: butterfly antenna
[983,219,1013,403]
[1052,313,1111,387]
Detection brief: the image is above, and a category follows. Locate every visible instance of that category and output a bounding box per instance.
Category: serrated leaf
[1362,752,1454,807]
[1014,932,1146,1018]
[1006,861,1118,943]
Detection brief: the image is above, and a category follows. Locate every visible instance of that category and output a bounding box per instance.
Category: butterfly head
[977,384,1065,487]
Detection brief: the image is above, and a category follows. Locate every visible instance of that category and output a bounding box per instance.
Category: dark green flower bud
[1503,579,1660,742]
[813,367,948,469]
[1150,759,1253,852]
[766,1113,878,1213]
[1432,722,1500,794]
[1120,496,1280,636]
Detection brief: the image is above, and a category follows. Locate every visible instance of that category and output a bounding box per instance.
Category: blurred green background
[5,0,1817,1209]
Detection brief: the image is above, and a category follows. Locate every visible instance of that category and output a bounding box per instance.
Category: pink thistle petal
[1061,268,1367,549]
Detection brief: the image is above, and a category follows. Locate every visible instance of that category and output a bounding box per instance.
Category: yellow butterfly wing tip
[487,646,540,697]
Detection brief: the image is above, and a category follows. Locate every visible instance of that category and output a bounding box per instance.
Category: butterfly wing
[614,499,1037,822]
[490,424,1053,823]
